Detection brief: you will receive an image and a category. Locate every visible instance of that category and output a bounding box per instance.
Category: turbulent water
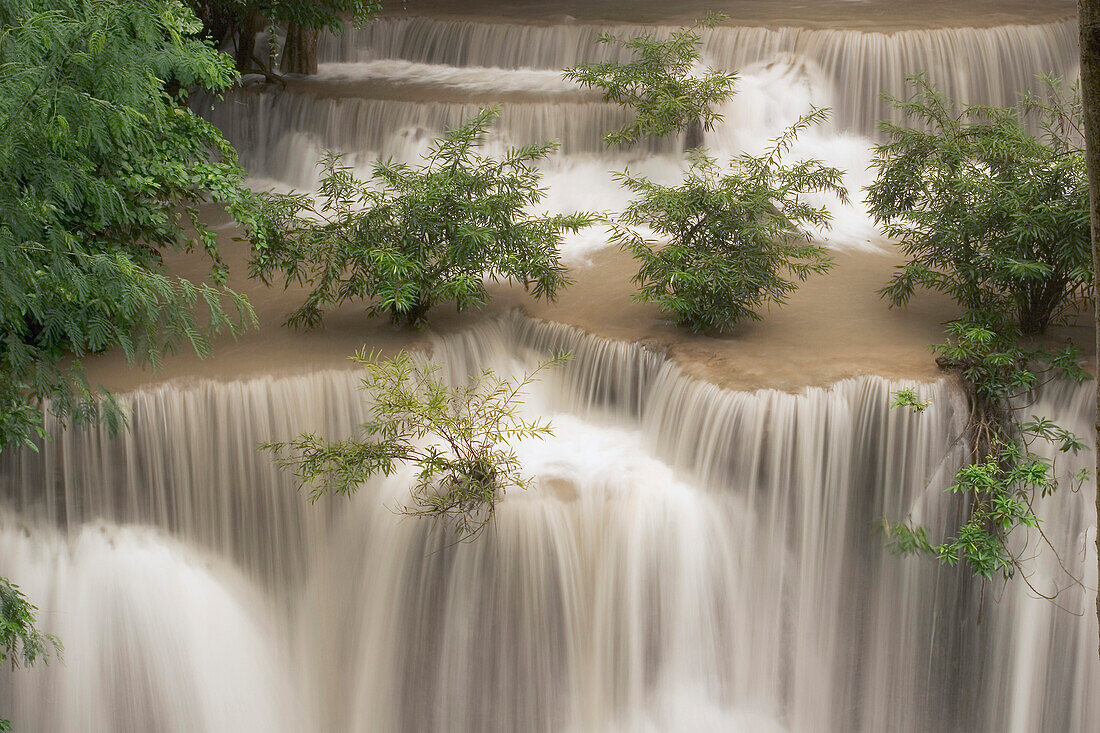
[1,313,1097,732]
[200,15,1079,261]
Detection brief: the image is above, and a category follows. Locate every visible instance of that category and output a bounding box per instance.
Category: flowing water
[200,14,1079,260]
[4,4,1100,732]
[1,314,1097,732]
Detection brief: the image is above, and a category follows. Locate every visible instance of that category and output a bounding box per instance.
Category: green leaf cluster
[563,13,738,147]
[1,577,61,731]
[0,0,265,451]
[610,110,847,333]
[886,312,1089,583]
[889,388,930,412]
[876,76,1093,587]
[252,107,595,328]
[931,312,1088,403]
[869,75,1090,335]
[264,350,568,539]
[886,441,1055,579]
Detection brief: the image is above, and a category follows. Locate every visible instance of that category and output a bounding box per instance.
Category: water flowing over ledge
[205,91,653,180]
[202,16,1079,255]
[317,16,1079,136]
[1,313,1096,732]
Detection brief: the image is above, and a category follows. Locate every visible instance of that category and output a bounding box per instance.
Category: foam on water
[0,523,301,733]
[208,14,1073,259]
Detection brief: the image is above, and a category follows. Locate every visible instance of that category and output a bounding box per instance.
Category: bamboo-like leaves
[868,75,1090,336]
[563,14,738,147]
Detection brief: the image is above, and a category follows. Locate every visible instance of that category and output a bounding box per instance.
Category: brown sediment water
[81,212,968,395]
[79,224,1095,395]
[80,172,1095,395]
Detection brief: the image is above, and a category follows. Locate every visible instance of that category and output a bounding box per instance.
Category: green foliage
[264,350,567,539]
[253,0,379,30]
[931,312,1088,403]
[868,75,1090,335]
[884,425,1090,581]
[886,312,1089,583]
[0,0,263,451]
[563,13,738,147]
[885,441,1063,580]
[0,579,58,670]
[609,110,847,333]
[252,107,594,328]
[890,388,930,412]
[2,577,61,730]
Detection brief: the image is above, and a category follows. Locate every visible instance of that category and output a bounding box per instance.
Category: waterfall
[4,3,1096,731]
[316,17,1079,135]
[2,313,1096,732]
[202,91,660,179]
[202,15,1079,258]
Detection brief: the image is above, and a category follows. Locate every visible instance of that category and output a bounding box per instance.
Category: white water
[0,524,302,732]
[317,17,1079,135]
[203,16,1077,261]
[205,59,879,260]
[2,313,1096,732]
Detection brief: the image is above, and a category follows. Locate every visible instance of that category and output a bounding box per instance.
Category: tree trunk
[234,12,266,73]
[1077,0,1100,660]
[684,119,704,150]
[281,22,319,75]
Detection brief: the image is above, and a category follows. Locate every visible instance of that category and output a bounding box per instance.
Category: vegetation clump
[868,75,1090,336]
[563,13,738,147]
[0,0,268,451]
[873,77,1094,588]
[886,314,1089,583]
[1,577,60,731]
[264,350,567,539]
[188,0,381,75]
[252,107,594,329]
[610,110,847,333]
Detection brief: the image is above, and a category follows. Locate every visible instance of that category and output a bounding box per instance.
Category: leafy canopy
[252,107,594,328]
[874,78,1093,585]
[563,13,738,147]
[264,350,566,540]
[1,577,61,731]
[610,109,847,333]
[0,0,263,451]
[868,75,1090,335]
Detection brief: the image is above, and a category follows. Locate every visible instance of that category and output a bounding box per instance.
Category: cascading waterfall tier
[317,16,1079,135]
[202,15,1080,257]
[207,16,1080,170]
[1,312,1096,733]
[202,90,661,186]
